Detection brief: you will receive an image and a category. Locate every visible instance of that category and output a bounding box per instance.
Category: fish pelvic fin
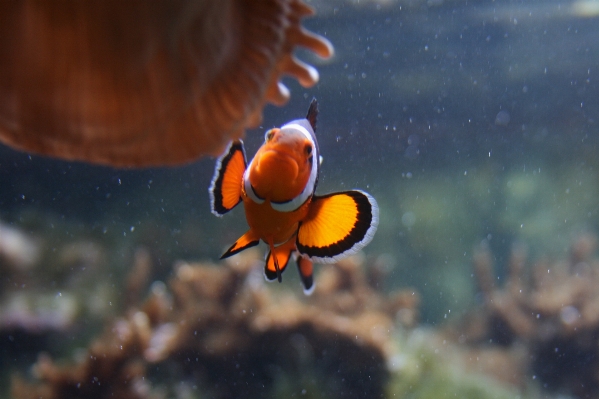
[220,230,260,259]
[209,140,246,216]
[296,190,378,263]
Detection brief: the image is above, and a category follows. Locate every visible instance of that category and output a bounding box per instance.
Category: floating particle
[495,110,511,126]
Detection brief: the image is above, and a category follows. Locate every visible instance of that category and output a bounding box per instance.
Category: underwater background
[2,0,599,398]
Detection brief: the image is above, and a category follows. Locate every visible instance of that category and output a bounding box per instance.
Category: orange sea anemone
[0,0,333,166]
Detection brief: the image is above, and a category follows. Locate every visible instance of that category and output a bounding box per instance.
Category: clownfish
[209,99,378,294]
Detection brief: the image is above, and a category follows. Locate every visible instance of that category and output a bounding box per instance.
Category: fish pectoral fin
[220,230,260,259]
[209,140,247,216]
[296,190,379,263]
[264,238,296,283]
[296,255,314,295]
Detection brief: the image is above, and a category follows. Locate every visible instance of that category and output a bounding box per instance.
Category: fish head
[248,126,315,203]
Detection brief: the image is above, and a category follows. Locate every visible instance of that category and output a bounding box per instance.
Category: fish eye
[304,144,312,155]
[265,129,276,142]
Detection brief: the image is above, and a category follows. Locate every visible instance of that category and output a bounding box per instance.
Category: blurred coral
[12,249,420,399]
[0,221,81,334]
[0,221,42,272]
[386,329,527,399]
[447,232,599,398]
[0,237,113,334]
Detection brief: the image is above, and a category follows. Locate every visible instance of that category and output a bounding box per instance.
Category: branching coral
[12,250,419,399]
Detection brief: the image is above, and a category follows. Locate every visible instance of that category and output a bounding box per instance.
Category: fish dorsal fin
[296,190,379,263]
[306,98,318,132]
[209,140,246,216]
[220,230,260,259]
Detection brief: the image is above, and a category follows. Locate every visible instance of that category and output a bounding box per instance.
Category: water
[1,1,599,398]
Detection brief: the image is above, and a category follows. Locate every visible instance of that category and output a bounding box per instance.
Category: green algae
[386,330,534,399]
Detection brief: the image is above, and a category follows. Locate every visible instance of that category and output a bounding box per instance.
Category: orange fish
[209,99,378,294]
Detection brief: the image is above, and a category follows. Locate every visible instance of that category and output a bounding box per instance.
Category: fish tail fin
[266,238,282,282]
[265,237,297,283]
